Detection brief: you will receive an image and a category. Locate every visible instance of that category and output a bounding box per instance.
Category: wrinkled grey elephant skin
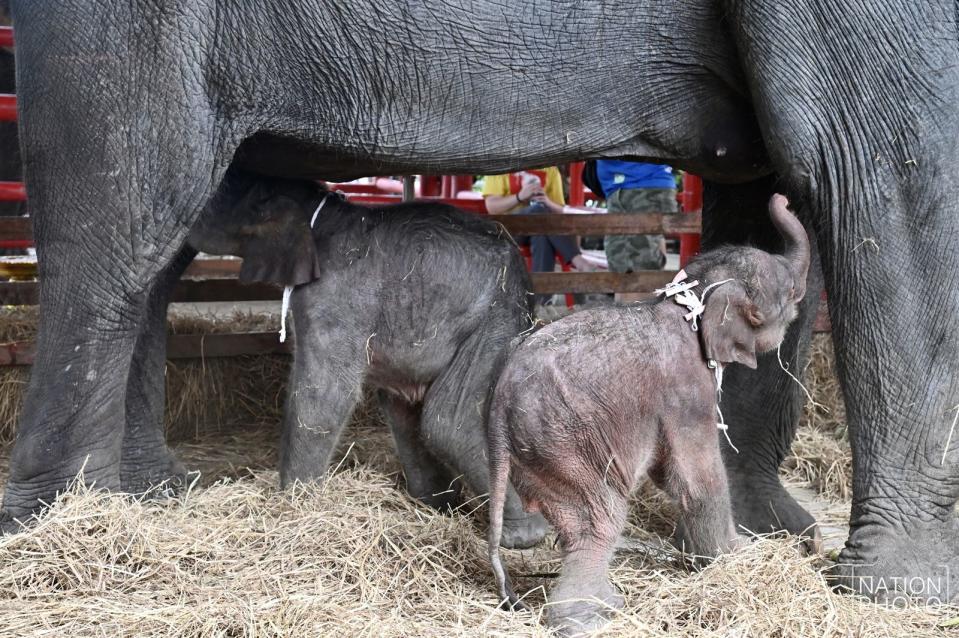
[488,195,810,633]
[5,0,959,605]
[189,174,547,549]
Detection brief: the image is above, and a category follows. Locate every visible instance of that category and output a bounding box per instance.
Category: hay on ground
[0,465,953,638]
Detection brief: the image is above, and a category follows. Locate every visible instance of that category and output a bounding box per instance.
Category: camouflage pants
[604,188,678,272]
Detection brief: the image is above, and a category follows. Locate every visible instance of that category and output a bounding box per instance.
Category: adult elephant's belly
[230,94,770,185]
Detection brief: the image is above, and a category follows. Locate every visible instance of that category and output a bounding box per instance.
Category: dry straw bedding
[0,309,954,635]
[0,463,953,637]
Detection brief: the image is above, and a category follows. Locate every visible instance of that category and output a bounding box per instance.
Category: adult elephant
[4,1,957,603]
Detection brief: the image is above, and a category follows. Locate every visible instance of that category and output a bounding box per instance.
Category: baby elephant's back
[309,203,532,386]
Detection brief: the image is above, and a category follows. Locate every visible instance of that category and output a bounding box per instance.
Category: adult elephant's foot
[832,517,959,604]
[728,472,821,553]
[501,511,549,549]
[120,444,191,496]
[0,451,121,534]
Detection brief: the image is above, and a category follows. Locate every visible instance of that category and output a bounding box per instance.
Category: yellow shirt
[482,167,565,214]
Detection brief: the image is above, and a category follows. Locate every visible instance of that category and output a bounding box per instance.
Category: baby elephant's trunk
[768,194,811,299]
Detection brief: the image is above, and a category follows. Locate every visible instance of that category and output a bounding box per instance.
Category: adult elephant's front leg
[702,178,823,549]
[120,246,197,494]
[0,14,229,527]
[2,236,211,529]
[725,0,959,601]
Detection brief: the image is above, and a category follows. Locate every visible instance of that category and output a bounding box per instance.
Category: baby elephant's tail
[487,402,524,611]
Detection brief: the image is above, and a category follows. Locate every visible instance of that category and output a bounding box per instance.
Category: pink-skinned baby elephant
[487,194,810,635]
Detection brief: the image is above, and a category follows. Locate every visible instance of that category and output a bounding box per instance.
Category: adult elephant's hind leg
[120,246,198,494]
[702,178,823,550]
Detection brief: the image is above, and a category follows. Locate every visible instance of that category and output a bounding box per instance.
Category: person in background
[596,160,677,272]
[482,167,595,305]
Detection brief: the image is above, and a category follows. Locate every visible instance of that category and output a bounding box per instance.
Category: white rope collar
[654,269,733,333]
[655,269,739,453]
[279,193,330,343]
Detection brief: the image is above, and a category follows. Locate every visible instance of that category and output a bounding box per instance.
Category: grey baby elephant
[189,171,547,549]
[487,194,810,634]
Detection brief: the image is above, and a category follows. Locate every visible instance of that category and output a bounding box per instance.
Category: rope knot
[654,269,733,332]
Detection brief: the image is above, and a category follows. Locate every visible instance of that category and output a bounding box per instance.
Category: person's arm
[484,179,544,214]
[530,193,566,214]
[485,193,523,215]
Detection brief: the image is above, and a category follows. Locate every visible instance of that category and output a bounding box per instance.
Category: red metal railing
[0,181,26,202]
[1,26,26,249]
[0,94,14,122]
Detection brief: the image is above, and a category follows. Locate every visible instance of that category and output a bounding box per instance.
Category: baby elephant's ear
[700,282,763,369]
[238,196,322,287]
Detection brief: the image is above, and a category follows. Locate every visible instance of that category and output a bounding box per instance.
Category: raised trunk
[768,194,810,298]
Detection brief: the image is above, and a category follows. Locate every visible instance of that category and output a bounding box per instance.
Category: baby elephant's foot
[547,583,624,636]
[414,488,461,513]
[501,512,549,549]
[671,520,746,567]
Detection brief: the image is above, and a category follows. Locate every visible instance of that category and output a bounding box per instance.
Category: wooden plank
[488,212,701,236]
[0,331,290,366]
[532,271,676,294]
[0,340,35,366]
[0,279,282,306]
[0,211,701,243]
[179,269,681,296]
[165,332,290,358]
[0,257,243,280]
[0,281,38,305]
[0,216,30,241]
[184,258,242,278]
[0,272,835,322]
[170,280,279,303]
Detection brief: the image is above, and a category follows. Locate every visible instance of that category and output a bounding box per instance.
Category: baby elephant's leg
[545,493,628,636]
[376,391,462,511]
[421,330,547,549]
[662,430,740,560]
[279,323,365,488]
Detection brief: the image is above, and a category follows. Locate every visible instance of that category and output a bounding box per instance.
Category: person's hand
[531,194,564,214]
[517,180,544,203]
